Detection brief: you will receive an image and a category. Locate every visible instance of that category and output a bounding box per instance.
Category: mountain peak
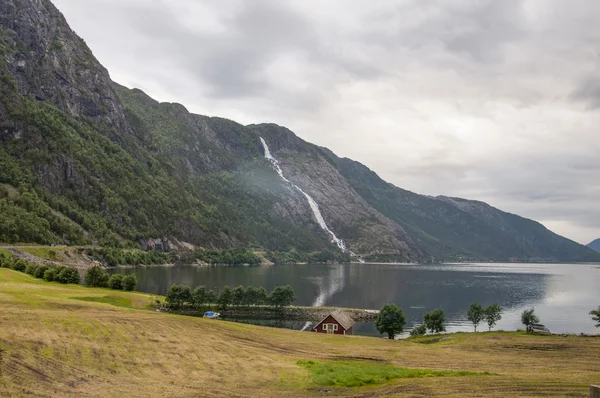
[1,0,598,262]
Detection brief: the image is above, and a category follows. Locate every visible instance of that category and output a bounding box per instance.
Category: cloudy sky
[53,0,600,245]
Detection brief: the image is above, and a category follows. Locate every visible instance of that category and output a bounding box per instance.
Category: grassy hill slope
[1,268,599,397]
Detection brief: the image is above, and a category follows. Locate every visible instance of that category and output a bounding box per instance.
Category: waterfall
[260,137,346,251]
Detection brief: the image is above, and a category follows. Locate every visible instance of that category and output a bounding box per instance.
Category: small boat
[203,311,220,319]
[528,323,551,334]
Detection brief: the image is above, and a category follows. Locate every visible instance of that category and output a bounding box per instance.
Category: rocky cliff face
[0,0,598,263]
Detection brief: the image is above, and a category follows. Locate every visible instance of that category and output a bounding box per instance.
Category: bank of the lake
[108,261,600,336]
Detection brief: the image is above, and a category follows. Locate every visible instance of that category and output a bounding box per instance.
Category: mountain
[1,0,598,263]
[588,239,600,253]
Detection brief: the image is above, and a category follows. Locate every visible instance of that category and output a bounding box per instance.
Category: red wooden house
[313,310,355,335]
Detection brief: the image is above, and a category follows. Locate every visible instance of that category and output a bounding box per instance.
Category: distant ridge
[587,239,600,253]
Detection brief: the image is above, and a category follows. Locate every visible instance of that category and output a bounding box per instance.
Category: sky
[52,0,600,245]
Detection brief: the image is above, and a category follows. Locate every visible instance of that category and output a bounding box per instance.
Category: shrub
[34,264,49,279]
[56,267,80,284]
[409,324,427,337]
[85,266,109,287]
[43,268,57,282]
[122,274,137,291]
[108,274,124,290]
[25,263,38,275]
[11,260,27,272]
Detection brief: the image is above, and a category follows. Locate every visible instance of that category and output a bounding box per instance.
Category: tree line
[0,254,137,292]
[0,251,79,284]
[84,266,137,291]
[165,283,296,311]
[377,303,600,340]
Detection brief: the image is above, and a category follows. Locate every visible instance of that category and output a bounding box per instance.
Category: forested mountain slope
[1,0,598,262]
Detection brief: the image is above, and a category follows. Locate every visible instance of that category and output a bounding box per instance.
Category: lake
[108,262,600,337]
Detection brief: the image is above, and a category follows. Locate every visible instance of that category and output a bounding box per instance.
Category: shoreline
[166,305,379,322]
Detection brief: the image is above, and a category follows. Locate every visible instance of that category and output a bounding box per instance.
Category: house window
[323,323,338,333]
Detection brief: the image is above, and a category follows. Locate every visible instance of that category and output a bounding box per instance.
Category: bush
[122,274,137,291]
[409,324,427,337]
[34,264,49,279]
[11,260,27,272]
[43,268,57,282]
[107,274,124,290]
[25,263,38,275]
[85,266,109,287]
[56,267,80,284]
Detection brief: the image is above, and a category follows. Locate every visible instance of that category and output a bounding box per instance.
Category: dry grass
[1,268,599,397]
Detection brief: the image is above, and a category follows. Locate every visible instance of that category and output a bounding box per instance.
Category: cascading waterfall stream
[260,137,347,250]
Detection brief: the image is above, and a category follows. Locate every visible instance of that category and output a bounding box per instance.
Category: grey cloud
[571,77,600,109]
[52,0,600,243]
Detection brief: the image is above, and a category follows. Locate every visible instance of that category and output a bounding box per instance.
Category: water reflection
[108,262,600,336]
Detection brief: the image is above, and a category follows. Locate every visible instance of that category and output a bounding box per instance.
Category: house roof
[314,310,355,330]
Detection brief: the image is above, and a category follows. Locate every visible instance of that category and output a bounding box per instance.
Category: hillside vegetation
[0,0,599,262]
[1,268,600,397]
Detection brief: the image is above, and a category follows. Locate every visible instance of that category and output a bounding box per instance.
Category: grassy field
[1,269,599,397]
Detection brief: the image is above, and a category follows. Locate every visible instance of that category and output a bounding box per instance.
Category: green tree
[85,266,109,287]
[590,306,600,328]
[165,284,192,309]
[122,274,137,291]
[192,285,207,308]
[423,309,446,334]
[409,324,427,337]
[375,303,406,339]
[56,267,80,284]
[521,308,539,332]
[245,286,268,306]
[217,286,233,310]
[108,274,124,290]
[485,304,502,331]
[232,285,246,307]
[268,285,295,308]
[205,289,217,305]
[467,302,485,332]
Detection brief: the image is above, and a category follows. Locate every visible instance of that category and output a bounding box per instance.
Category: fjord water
[110,263,600,336]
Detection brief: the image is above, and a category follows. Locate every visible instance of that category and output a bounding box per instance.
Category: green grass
[18,247,64,260]
[297,360,484,388]
[71,295,132,308]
